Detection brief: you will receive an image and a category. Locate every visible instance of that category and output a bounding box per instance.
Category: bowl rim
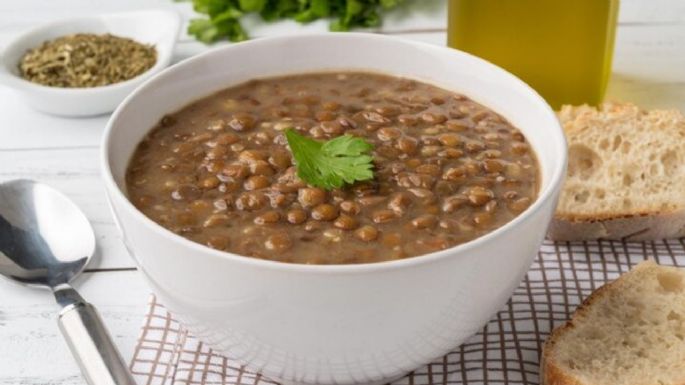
[0,9,180,94]
[101,32,567,274]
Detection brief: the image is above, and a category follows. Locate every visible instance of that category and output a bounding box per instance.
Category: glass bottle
[448,0,620,110]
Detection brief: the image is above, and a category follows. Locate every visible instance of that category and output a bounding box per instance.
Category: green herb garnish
[285,128,375,190]
[185,0,408,43]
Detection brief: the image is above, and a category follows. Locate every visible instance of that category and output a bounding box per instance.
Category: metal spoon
[0,179,136,385]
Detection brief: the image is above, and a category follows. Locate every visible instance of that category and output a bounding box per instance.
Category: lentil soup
[126,72,539,264]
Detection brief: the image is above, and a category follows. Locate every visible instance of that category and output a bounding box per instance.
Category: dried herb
[18,33,157,88]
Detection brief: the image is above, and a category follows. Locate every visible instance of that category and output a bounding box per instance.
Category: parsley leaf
[185,0,409,42]
[186,0,249,43]
[285,129,375,190]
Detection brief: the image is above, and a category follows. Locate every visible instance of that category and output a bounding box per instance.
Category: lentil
[356,225,379,242]
[286,209,308,224]
[311,204,339,221]
[333,215,358,230]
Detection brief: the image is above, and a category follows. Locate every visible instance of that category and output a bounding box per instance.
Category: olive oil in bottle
[448,0,619,110]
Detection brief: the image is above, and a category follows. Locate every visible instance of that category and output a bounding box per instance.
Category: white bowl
[0,10,180,117]
[102,33,567,385]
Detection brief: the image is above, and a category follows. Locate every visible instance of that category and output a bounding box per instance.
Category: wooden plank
[0,271,149,384]
[0,94,108,152]
[0,0,176,33]
[620,0,685,23]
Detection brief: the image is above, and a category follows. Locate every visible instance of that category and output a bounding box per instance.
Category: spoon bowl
[0,179,94,288]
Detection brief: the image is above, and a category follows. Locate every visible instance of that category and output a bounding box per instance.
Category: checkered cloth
[129,240,685,385]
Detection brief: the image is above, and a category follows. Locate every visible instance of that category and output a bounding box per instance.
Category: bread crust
[548,210,685,241]
[540,262,657,385]
[541,360,585,385]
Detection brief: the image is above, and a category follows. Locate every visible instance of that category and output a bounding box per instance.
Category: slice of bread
[549,102,685,241]
[541,261,685,385]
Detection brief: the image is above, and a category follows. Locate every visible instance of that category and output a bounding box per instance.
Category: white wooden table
[0,1,683,383]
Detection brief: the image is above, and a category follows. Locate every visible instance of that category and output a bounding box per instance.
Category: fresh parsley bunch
[187,0,407,43]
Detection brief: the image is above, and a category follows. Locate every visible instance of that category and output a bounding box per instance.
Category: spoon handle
[58,301,137,385]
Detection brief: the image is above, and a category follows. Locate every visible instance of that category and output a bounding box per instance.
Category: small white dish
[0,10,180,117]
